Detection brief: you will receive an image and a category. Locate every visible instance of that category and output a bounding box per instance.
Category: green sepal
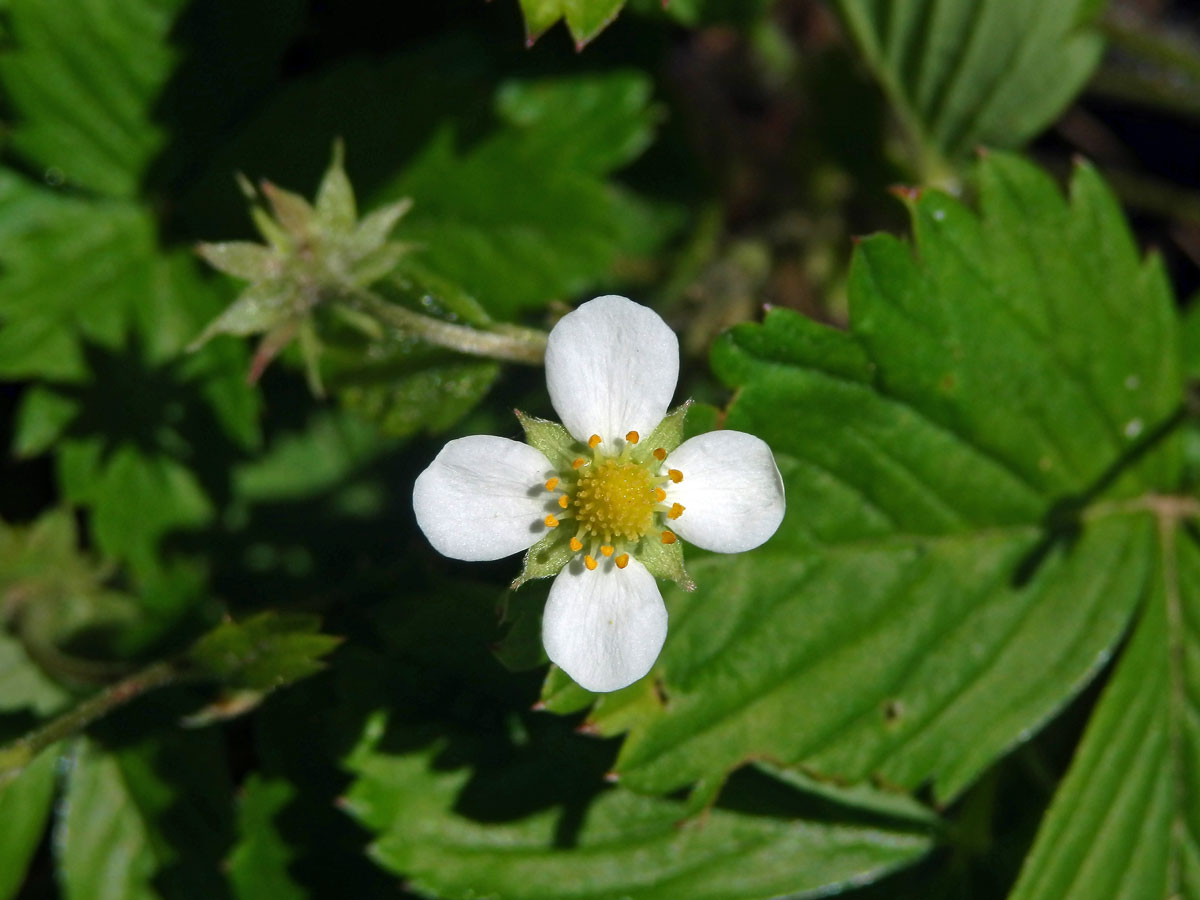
[314,139,356,232]
[631,400,692,464]
[636,531,694,591]
[195,241,277,281]
[510,527,573,590]
[515,410,581,472]
[187,281,299,351]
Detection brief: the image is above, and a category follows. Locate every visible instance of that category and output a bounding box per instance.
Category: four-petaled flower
[413,295,785,692]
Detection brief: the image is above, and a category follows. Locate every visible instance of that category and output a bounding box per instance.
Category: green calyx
[189,141,413,394]
[511,403,695,590]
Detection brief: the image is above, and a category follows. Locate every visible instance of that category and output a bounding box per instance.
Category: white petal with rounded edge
[666,430,785,553]
[545,295,679,446]
[542,557,667,693]
[413,435,553,561]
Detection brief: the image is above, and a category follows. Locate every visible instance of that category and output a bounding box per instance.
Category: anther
[654,487,667,502]
[558,495,569,509]
[668,469,683,483]
[661,530,677,544]
[615,554,630,569]
[584,555,598,571]
[545,477,559,491]
[588,434,602,449]
[601,545,614,557]
[572,457,587,469]
[626,431,640,444]
[545,515,559,528]
[569,536,583,552]
[653,448,667,461]
[668,503,685,520]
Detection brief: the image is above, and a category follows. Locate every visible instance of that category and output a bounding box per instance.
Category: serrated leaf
[834,0,1104,171]
[580,154,1182,804]
[0,747,57,900]
[0,171,261,574]
[0,510,139,684]
[188,611,340,693]
[333,342,501,440]
[57,732,232,900]
[518,0,626,47]
[227,775,306,900]
[1007,517,1200,900]
[11,383,76,458]
[344,713,933,900]
[379,70,672,319]
[0,0,188,196]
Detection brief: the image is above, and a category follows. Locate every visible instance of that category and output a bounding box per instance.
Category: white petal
[413,435,554,561]
[544,295,679,446]
[666,430,785,553]
[542,557,667,693]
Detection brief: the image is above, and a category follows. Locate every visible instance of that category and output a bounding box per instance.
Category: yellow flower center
[574,459,656,542]
[540,433,685,571]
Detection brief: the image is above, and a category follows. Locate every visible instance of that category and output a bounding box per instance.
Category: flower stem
[0,659,182,788]
[351,290,547,365]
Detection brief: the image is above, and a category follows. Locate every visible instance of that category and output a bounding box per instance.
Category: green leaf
[332,342,500,441]
[381,70,671,320]
[580,154,1182,803]
[517,0,626,47]
[0,168,260,575]
[344,712,934,900]
[0,747,58,900]
[1007,517,1200,900]
[188,611,340,693]
[227,775,306,900]
[0,0,188,196]
[0,509,138,684]
[833,0,1104,172]
[57,732,233,900]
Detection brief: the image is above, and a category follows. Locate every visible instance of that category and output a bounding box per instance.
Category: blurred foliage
[2,0,1200,898]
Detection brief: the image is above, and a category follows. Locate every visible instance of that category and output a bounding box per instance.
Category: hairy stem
[0,660,183,787]
[352,290,548,365]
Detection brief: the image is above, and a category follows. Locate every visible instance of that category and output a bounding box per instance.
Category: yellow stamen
[626,431,640,444]
[584,555,598,571]
[653,448,667,461]
[654,487,667,502]
[569,537,583,552]
[545,477,559,491]
[600,545,614,557]
[668,468,683,483]
[572,458,657,542]
[545,514,559,528]
[558,494,569,509]
[668,503,685,520]
[572,457,587,470]
[615,554,630,569]
[661,530,677,544]
[588,434,602,449]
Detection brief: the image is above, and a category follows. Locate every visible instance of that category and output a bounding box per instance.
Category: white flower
[413,295,785,692]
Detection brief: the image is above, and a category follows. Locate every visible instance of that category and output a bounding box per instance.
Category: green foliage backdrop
[1,0,1198,898]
